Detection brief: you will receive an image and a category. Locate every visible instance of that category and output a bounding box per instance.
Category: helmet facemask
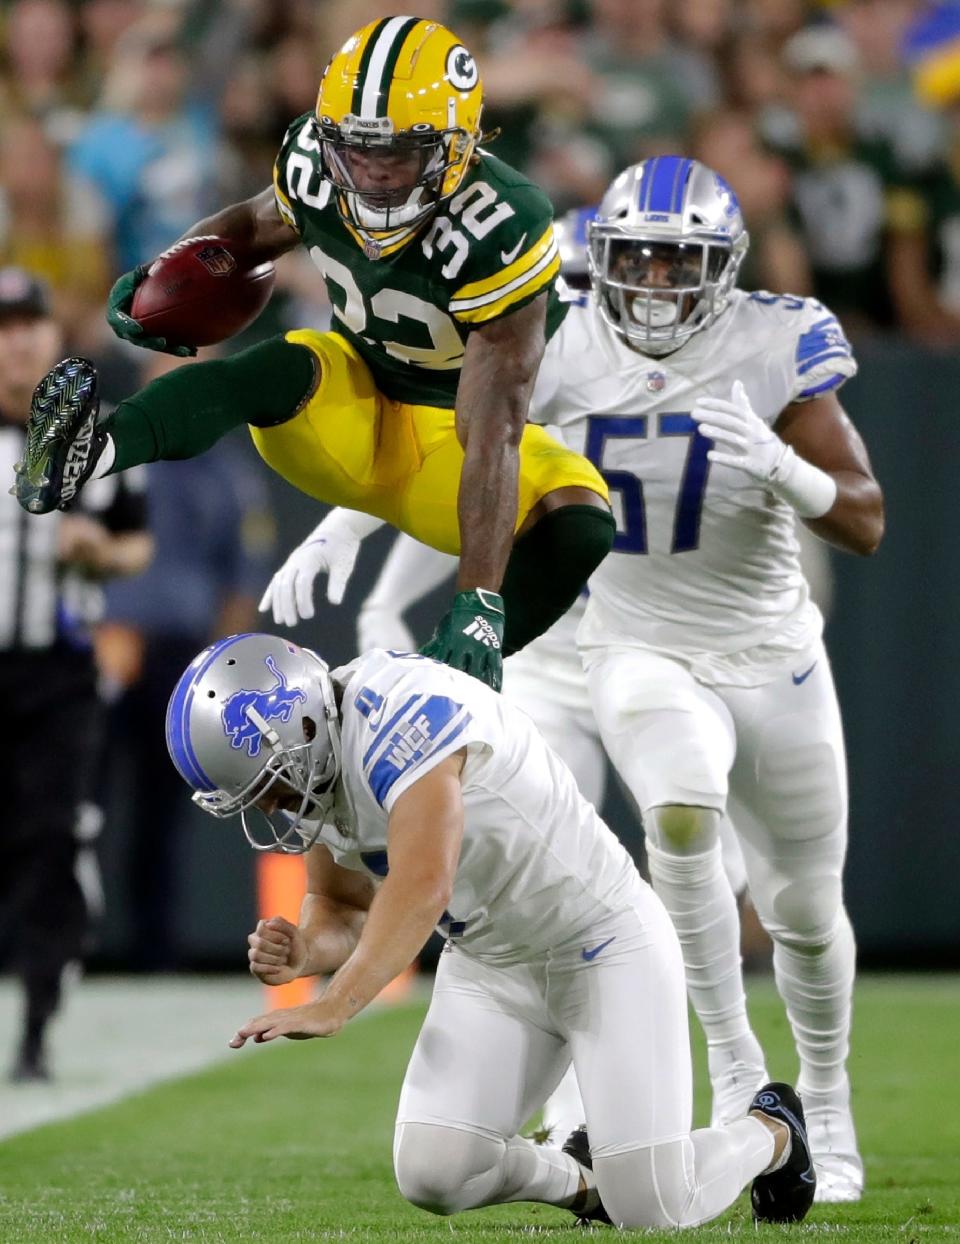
[589,229,745,357]
[317,114,471,232]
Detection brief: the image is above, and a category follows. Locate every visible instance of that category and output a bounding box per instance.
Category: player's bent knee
[594,1142,692,1229]
[647,804,721,855]
[759,876,844,950]
[393,1122,501,1216]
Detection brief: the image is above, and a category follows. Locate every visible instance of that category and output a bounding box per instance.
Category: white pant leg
[504,647,607,810]
[547,897,774,1228]
[585,647,734,812]
[394,947,580,1215]
[585,647,763,1112]
[721,640,855,1100]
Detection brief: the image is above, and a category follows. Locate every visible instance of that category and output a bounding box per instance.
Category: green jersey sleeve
[272,112,329,236]
[443,153,562,327]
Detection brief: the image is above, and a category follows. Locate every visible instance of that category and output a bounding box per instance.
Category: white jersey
[319,649,643,964]
[529,290,857,684]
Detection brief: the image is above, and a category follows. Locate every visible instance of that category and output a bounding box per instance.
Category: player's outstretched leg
[12,338,317,515]
[12,358,105,514]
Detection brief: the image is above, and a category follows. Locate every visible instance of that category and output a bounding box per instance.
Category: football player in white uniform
[527,157,884,1202]
[165,632,816,1227]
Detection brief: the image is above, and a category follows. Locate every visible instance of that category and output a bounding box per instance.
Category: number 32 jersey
[273,114,564,408]
[528,291,858,682]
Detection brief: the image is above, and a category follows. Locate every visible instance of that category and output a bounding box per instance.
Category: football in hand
[130,236,276,348]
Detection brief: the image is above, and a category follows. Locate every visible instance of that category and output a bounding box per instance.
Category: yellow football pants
[249,329,607,555]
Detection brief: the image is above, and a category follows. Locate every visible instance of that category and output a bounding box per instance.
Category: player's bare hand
[247,915,307,985]
[229,999,345,1047]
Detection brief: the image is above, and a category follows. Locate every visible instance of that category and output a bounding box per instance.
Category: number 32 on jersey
[586,414,713,554]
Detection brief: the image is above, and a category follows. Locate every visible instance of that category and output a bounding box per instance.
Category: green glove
[106,266,197,358]
[420,589,505,692]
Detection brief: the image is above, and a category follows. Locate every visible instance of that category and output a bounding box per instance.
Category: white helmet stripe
[360,15,417,119]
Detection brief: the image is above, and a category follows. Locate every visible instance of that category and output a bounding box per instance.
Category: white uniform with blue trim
[317,648,700,1164]
[530,289,856,686]
[321,648,643,963]
[526,284,854,958]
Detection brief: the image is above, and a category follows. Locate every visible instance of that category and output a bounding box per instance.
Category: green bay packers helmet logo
[446,45,478,91]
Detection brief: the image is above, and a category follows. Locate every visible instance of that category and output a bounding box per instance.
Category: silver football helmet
[165,633,342,854]
[587,156,748,356]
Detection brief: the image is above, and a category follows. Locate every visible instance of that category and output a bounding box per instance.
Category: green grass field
[0,974,957,1243]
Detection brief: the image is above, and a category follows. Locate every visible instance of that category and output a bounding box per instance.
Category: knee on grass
[394,1123,503,1216]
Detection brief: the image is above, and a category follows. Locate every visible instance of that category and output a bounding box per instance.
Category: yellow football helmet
[315,17,483,239]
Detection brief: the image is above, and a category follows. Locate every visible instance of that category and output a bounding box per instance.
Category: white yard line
[0,974,262,1141]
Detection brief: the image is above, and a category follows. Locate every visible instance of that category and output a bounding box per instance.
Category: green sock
[500,505,615,655]
[106,336,317,472]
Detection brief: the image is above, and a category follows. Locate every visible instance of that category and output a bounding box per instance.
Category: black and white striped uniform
[0,410,147,1033]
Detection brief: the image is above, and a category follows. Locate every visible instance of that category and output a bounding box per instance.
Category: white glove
[357,605,416,654]
[259,509,384,627]
[691,380,837,518]
[691,380,787,483]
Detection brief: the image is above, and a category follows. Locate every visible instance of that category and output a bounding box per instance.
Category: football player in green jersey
[13,17,614,691]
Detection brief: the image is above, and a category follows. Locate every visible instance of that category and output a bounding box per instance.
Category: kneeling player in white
[528,157,884,1202]
[165,633,815,1227]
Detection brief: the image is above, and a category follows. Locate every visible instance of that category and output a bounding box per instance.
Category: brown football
[130,236,276,348]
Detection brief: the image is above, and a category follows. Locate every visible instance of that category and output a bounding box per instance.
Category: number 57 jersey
[528,290,858,680]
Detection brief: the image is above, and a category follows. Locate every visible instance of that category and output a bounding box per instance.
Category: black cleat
[12,357,104,514]
[561,1125,612,1226]
[749,1082,817,1223]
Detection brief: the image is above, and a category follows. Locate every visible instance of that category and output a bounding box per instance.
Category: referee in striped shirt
[0,269,153,1081]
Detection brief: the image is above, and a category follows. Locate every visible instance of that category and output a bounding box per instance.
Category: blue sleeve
[360,688,476,810]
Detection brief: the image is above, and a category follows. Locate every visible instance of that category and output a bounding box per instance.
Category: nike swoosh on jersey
[792,662,818,686]
[500,233,528,265]
[581,936,616,961]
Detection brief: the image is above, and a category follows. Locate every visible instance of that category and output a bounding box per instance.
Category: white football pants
[393,900,775,1227]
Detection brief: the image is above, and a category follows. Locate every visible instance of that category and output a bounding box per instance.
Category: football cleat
[749,1082,817,1223]
[12,357,104,514]
[561,1125,612,1226]
[806,1102,864,1202]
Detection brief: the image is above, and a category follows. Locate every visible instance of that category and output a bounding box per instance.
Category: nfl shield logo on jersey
[363,240,383,260]
[646,370,667,393]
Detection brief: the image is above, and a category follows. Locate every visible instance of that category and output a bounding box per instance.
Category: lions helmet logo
[446,45,478,91]
[221,656,307,757]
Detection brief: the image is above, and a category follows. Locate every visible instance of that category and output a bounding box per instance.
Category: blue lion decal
[221,655,307,757]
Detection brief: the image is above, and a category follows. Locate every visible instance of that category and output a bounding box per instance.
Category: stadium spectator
[66,4,258,268]
[0,0,87,136]
[0,114,111,349]
[692,108,812,296]
[884,2,960,347]
[763,23,906,333]
[0,268,151,1080]
[99,352,276,970]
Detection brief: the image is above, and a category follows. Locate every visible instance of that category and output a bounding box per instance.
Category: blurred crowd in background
[4,0,960,361]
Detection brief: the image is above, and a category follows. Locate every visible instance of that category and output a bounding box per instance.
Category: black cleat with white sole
[12,357,104,514]
[749,1081,817,1223]
[561,1125,612,1226]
